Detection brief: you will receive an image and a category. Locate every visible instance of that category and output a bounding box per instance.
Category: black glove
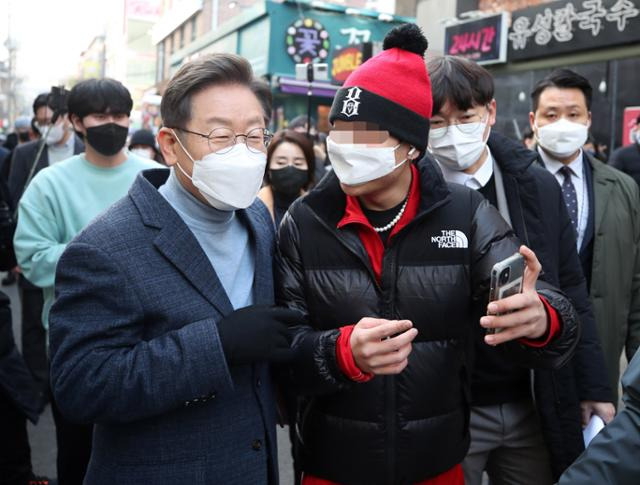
[217,305,303,365]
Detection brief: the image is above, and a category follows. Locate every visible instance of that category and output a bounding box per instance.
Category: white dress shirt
[437,146,494,190]
[538,148,589,250]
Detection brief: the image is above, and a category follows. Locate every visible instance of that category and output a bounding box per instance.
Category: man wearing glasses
[48,54,302,484]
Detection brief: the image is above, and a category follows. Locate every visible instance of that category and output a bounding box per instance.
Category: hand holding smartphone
[486,253,525,334]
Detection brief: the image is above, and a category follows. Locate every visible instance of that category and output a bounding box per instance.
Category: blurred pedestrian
[14,116,34,145]
[276,24,579,485]
[583,134,607,162]
[129,128,164,164]
[610,115,640,187]
[47,53,302,485]
[258,130,314,227]
[427,54,612,483]
[532,69,640,407]
[14,78,158,485]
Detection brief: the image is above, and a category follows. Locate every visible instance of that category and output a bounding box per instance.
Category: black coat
[610,143,640,188]
[486,132,612,479]
[0,291,42,422]
[275,158,580,485]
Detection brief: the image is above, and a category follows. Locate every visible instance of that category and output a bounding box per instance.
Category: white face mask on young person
[535,118,589,159]
[327,136,414,186]
[172,130,267,211]
[428,121,489,171]
[40,121,66,146]
[131,147,156,159]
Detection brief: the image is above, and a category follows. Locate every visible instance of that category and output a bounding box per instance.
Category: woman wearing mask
[258,130,314,227]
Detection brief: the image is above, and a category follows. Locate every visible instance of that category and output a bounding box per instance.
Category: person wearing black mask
[258,130,315,227]
[13,78,157,485]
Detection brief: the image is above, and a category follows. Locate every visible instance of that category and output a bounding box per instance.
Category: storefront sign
[286,18,330,64]
[331,43,373,83]
[444,13,508,65]
[508,0,640,61]
[622,106,640,146]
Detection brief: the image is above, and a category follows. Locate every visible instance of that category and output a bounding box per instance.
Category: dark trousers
[0,390,32,485]
[50,395,93,485]
[18,282,48,393]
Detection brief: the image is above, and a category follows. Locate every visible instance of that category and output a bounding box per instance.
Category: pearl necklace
[372,197,409,233]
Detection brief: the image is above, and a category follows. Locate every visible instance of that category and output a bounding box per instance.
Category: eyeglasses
[175,126,273,154]
[429,110,489,140]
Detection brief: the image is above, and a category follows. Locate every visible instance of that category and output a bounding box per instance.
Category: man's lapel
[153,225,234,317]
[130,169,234,317]
[589,154,616,247]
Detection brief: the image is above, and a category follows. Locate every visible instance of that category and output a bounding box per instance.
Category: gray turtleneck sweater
[158,169,255,310]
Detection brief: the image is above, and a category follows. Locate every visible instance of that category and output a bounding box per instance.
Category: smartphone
[486,253,525,334]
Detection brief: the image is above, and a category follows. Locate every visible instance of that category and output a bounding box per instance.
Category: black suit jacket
[7,135,84,207]
[488,132,612,479]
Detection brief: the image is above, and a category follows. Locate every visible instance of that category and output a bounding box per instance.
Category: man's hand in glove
[217,305,304,365]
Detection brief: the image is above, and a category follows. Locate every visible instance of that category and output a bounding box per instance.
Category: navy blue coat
[49,169,279,485]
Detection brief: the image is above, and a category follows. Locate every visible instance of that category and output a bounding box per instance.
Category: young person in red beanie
[275,24,579,485]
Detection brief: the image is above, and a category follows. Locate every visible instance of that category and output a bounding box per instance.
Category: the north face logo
[431,230,468,248]
[341,86,362,118]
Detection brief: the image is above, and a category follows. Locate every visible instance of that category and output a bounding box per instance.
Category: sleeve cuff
[335,325,374,383]
[519,295,561,348]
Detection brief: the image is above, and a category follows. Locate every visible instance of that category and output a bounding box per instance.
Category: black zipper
[380,242,399,484]
[304,194,452,484]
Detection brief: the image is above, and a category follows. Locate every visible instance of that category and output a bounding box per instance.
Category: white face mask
[172,130,267,211]
[327,136,412,186]
[131,147,155,159]
[535,118,589,158]
[428,121,489,171]
[41,121,66,146]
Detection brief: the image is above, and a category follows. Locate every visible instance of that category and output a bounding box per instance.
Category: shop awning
[277,76,340,98]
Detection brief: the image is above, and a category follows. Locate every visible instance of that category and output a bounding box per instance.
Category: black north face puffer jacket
[275,158,579,485]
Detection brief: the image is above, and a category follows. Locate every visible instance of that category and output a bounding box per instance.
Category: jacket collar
[488,132,547,260]
[588,152,617,234]
[72,135,85,155]
[487,132,537,177]
[303,156,451,229]
[129,168,274,316]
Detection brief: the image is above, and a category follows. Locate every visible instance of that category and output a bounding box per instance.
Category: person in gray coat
[559,349,640,484]
[48,53,302,484]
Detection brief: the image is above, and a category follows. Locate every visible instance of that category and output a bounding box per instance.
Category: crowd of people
[1,22,639,485]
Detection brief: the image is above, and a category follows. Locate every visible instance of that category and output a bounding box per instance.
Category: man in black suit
[427,56,612,483]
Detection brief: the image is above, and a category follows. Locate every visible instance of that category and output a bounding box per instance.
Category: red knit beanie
[329,24,432,151]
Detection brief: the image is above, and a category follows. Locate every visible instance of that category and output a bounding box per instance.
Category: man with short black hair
[31,93,49,139]
[427,55,613,483]
[47,54,301,484]
[531,68,640,410]
[9,93,83,207]
[14,78,158,485]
